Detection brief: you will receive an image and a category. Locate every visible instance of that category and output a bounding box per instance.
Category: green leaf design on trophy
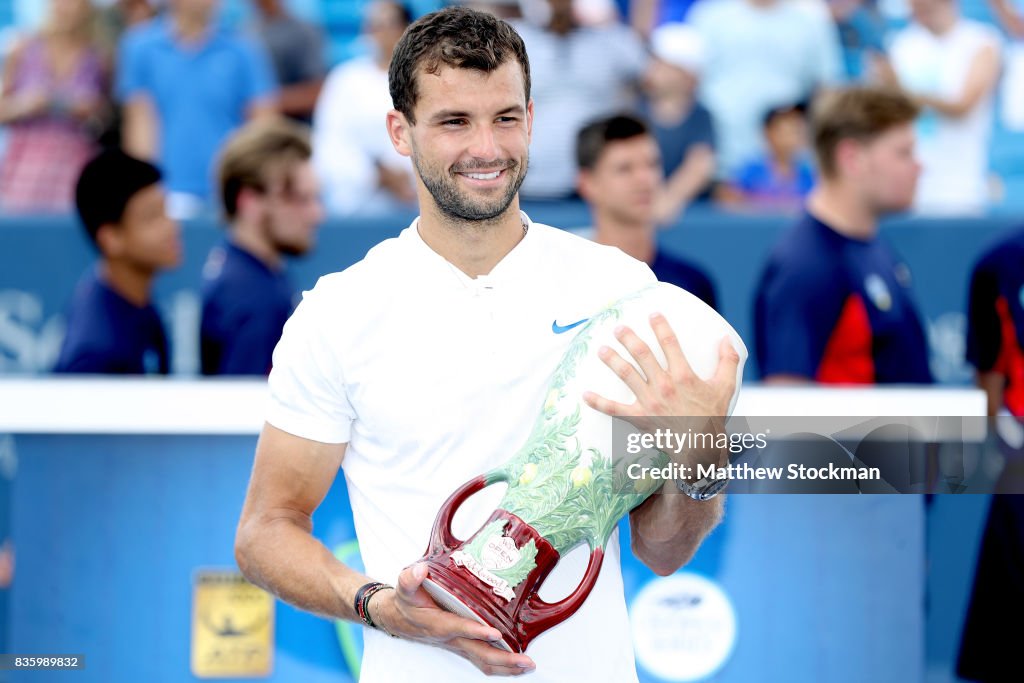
[487,286,672,558]
[492,540,538,587]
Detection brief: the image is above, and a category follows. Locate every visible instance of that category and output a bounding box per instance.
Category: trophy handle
[427,472,508,555]
[518,545,605,642]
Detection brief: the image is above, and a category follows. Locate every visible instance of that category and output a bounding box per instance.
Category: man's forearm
[629,491,724,576]
[235,513,372,622]
[665,147,715,206]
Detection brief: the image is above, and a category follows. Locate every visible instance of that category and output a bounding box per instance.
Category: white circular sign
[630,573,737,681]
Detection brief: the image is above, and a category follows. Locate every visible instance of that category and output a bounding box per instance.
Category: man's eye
[497,117,518,124]
[443,119,466,126]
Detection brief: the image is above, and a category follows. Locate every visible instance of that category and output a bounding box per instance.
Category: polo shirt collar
[156,15,225,50]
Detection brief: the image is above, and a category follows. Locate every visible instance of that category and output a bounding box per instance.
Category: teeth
[463,171,501,180]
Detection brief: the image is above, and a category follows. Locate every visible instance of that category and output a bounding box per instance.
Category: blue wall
[0,205,1019,380]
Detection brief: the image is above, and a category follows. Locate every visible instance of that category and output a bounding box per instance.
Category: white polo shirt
[267,212,655,682]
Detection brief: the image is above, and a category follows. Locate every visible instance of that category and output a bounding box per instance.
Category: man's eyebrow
[429,105,526,122]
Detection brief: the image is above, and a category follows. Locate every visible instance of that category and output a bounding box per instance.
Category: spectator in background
[251,0,326,123]
[201,119,323,376]
[717,102,815,213]
[0,0,107,213]
[958,226,1024,683]
[688,0,843,178]
[117,0,278,219]
[576,114,718,310]
[754,87,932,385]
[630,0,703,38]
[54,149,181,374]
[313,0,416,216]
[965,228,1024,420]
[989,0,1024,37]
[642,23,716,224]
[514,0,649,199]
[97,0,160,50]
[888,0,1001,215]
[829,0,886,80]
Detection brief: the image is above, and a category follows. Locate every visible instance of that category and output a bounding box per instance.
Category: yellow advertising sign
[191,569,274,678]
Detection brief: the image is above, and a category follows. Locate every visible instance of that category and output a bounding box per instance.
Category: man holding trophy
[234,7,744,681]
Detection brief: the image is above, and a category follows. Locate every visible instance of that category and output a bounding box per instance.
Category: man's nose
[467,124,500,161]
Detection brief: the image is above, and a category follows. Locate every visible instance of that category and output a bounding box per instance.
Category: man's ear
[834,138,861,178]
[577,169,594,202]
[95,222,124,258]
[235,186,263,219]
[526,98,534,143]
[386,109,413,157]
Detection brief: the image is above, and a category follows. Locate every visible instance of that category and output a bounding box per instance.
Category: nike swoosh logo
[552,318,589,334]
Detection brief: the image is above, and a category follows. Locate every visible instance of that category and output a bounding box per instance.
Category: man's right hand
[372,562,537,676]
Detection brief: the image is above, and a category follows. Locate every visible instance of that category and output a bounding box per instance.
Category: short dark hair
[811,86,920,178]
[576,114,650,171]
[388,7,531,125]
[75,148,162,243]
[218,118,312,220]
[762,101,808,129]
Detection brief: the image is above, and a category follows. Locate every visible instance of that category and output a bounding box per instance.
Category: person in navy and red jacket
[754,86,933,385]
[957,226,1024,683]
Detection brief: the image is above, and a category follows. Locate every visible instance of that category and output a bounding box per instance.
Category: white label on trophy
[481,535,521,571]
[452,550,516,601]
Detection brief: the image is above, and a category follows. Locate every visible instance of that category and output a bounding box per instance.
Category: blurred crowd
[0,0,1021,219]
[2,0,1023,424]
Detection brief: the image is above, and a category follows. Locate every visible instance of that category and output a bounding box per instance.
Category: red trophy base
[419,476,605,654]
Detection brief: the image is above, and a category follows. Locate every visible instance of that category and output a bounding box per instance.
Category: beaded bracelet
[354,581,395,635]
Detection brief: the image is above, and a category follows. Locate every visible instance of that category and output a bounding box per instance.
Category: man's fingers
[649,313,694,380]
[713,336,741,389]
[614,325,663,387]
[396,563,434,607]
[450,637,536,675]
[597,344,648,400]
[583,390,633,418]
[423,608,503,643]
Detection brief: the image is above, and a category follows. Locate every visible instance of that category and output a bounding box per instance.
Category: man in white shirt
[235,7,738,681]
[688,0,843,176]
[312,0,417,215]
[889,0,1002,215]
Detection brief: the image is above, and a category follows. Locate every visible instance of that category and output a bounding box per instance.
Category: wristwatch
[676,474,728,501]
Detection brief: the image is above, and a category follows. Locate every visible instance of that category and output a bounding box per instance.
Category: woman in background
[0,0,107,213]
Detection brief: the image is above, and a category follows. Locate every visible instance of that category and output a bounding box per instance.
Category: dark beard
[414,155,527,223]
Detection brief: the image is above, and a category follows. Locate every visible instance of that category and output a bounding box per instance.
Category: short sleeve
[733,160,761,193]
[240,38,279,104]
[297,24,326,80]
[612,25,649,81]
[115,29,149,102]
[266,283,355,444]
[687,106,716,150]
[754,261,837,379]
[965,258,1002,372]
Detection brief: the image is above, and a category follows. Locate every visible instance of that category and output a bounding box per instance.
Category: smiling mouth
[456,168,507,180]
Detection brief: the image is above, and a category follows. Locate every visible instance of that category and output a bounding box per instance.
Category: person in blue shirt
[54,149,182,374]
[576,114,718,311]
[754,86,932,384]
[718,102,816,213]
[116,0,278,217]
[200,118,324,376]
